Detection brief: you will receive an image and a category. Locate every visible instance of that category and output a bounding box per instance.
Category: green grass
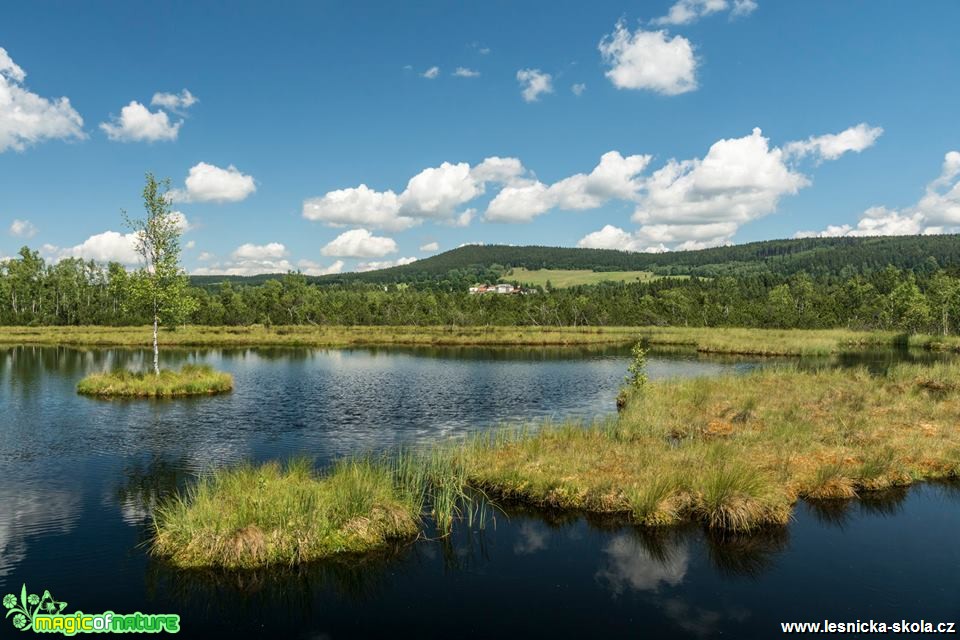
[152,451,487,569]
[7,324,960,355]
[153,358,960,566]
[503,267,667,288]
[76,364,233,397]
[460,360,960,531]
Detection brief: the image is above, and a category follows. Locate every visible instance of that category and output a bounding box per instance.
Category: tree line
[3,248,960,334]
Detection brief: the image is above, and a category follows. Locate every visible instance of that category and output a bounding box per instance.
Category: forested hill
[190,235,960,288]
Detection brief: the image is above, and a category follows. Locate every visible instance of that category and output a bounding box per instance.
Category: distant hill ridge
[189,235,960,287]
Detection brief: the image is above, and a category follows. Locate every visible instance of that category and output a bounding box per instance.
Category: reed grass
[153,452,490,569]
[7,324,960,354]
[76,364,233,397]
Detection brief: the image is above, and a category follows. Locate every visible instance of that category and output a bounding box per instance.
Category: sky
[1,0,959,275]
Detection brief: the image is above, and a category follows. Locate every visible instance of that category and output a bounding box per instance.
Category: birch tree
[125,173,195,375]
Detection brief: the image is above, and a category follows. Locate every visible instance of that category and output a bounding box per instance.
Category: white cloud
[321,228,398,258]
[651,0,755,25]
[732,0,759,17]
[233,242,287,260]
[100,101,181,142]
[577,225,649,252]
[9,219,37,238]
[421,66,440,79]
[599,22,698,95]
[356,257,418,272]
[297,259,344,276]
[43,215,191,265]
[193,242,293,275]
[400,162,481,218]
[419,241,440,252]
[51,231,141,264]
[303,157,527,230]
[169,162,256,203]
[652,0,729,25]
[784,123,884,162]
[303,184,414,231]
[485,151,651,222]
[631,128,808,246]
[184,240,196,250]
[197,251,214,261]
[0,47,86,153]
[453,67,480,78]
[572,83,587,96]
[796,151,960,238]
[516,69,553,102]
[150,89,198,113]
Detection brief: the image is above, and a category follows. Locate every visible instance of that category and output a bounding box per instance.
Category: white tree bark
[153,299,160,376]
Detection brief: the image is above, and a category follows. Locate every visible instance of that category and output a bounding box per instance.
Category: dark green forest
[3,237,960,333]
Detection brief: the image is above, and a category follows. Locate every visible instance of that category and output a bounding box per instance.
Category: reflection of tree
[703,526,790,579]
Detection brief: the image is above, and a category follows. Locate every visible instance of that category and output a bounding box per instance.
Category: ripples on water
[2,345,959,638]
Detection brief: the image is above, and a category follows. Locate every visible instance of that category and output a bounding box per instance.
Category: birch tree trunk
[153,298,160,376]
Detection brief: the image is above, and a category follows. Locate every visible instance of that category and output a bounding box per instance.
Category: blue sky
[2,0,959,275]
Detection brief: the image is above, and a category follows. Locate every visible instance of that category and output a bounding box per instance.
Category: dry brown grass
[460,361,960,531]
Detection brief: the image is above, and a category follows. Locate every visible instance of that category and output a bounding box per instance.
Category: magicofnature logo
[4,584,179,635]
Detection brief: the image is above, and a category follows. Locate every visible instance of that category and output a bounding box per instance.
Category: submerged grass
[7,324,960,354]
[77,364,233,397]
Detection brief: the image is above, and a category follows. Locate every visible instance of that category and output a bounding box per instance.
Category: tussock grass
[76,364,233,397]
[153,452,489,569]
[460,360,960,531]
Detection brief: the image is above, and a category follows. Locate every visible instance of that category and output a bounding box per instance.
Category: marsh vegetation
[152,355,960,566]
[77,364,233,397]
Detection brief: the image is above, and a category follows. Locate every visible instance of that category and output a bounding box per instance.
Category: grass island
[77,364,233,398]
[150,355,960,568]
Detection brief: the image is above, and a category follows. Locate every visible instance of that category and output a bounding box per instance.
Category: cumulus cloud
[783,123,884,162]
[419,241,440,252]
[100,101,181,142]
[485,151,651,222]
[233,242,286,260]
[43,213,191,265]
[516,69,553,102]
[303,157,527,230]
[169,162,256,203]
[599,22,697,95]
[624,128,808,247]
[303,185,414,231]
[796,151,960,238]
[651,0,756,25]
[9,219,37,238]
[150,89,198,114]
[297,259,344,276]
[193,242,291,275]
[48,231,141,264]
[453,67,480,78]
[356,257,418,272]
[572,83,587,96]
[321,228,397,258]
[0,47,86,152]
[421,66,440,79]
[577,225,650,252]
[400,162,482,218]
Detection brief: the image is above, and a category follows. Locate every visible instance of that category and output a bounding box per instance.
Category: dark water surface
[2,345,959,638]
